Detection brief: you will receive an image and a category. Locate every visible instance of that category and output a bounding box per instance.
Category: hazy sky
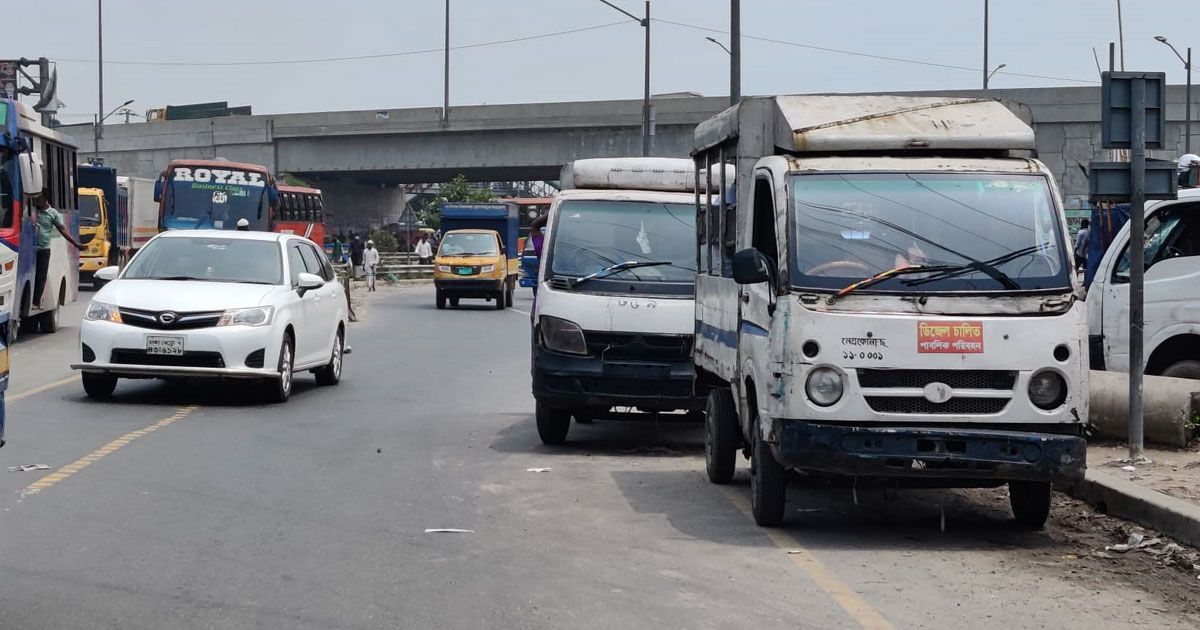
[14,0,1200,122]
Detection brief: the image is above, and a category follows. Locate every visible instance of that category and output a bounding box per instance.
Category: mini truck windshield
[123,237,283,285]
[548,199,696,285]
[790,172,1071,293]
[165,166,270,230]
[78,195,102,225]
[439,232,499,256]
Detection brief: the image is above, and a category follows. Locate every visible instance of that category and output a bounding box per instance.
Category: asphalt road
[0,284,1195,629]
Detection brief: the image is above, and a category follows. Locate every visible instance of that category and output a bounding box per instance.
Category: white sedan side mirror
[95,266,120,282]
[297,272,324,292]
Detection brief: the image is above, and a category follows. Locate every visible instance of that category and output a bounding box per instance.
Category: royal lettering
[172,167,266,188]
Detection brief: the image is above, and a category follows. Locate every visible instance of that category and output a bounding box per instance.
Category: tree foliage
[369,228,399,253]
[418,175,495,230]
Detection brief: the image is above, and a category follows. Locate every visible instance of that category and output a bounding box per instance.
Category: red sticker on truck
[917,321,984,353]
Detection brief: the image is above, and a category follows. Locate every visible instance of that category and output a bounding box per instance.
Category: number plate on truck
[146,335,185,356]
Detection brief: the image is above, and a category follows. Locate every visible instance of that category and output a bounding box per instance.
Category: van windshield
[548,199,696,285]
[789,173,1071,293]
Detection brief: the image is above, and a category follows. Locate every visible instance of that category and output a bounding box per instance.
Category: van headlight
[216,306,274,327]
[540,315,587,355]
[84,301,122,323]
[805,368,843,407]
[1029,370,1067,409]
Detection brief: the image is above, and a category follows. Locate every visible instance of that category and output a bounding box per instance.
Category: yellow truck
[77,164,158,286]
[433,203,520,310]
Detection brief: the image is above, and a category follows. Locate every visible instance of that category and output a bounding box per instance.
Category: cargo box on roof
[560,157,734,193]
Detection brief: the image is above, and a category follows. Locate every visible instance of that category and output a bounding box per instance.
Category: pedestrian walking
[331,236,344,264]
[416,235,434,264]
[1074,218,1090,272]
[32,195,83,306]
[349,233,365,279]
[363,239,381,292]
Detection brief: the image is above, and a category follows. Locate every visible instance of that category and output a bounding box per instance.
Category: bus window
[315,197,324,223]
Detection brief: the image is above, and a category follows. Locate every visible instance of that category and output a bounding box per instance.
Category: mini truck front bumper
[434,278,504,298]
[771,420,1086,484]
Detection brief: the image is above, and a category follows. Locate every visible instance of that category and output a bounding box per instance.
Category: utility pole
[1116,0,1125,70]
[1128,76,1146,461]
[97,0,104,149]
[730,0,740,105]
[443,0,450,125]
[642,0,651,156]
[982,0,989,89]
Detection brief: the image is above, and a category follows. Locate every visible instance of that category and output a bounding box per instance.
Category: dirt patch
[1090,443,1200,506]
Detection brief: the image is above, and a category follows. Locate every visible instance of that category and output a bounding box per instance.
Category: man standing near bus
[33,195,82,306]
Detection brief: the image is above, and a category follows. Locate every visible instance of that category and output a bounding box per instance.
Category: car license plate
[456,267,473,275]
[146,335,185,356]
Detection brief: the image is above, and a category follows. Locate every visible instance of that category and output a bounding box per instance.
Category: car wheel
[750,427,787,526]
[262,335,294,403]
[505,283,515,307]
[315,329,344,386]
[1161,360,1200,380]
[436,291,446,310]
[705,388,740,485]
[82,372,118,399]
[536,401,571,445]
[1009,480,1052,529]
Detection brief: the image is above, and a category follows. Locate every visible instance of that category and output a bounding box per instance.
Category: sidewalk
[1067,441,1200,549]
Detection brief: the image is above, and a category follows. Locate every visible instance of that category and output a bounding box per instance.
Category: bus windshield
[789,173,1071,293]
[547,199,696,284]
[164,166,270,230]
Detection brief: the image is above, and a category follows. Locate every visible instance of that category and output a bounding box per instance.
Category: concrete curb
[1066,469,1200,548]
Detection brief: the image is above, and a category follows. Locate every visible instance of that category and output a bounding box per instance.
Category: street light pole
[986,63,1007,87]
[97,0,104,145]
[93,98,135,158]
[599,0,651,156]
[1155,36,1193,154]
[982,0,989,89]
[443,0,450,125]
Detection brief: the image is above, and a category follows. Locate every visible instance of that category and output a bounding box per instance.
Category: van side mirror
[153,176,164,203]
[18,152,44,195]
[733,248,771,285]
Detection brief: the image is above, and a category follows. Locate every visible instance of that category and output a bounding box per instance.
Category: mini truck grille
[865,397,1009,415]
[856,369,1017,390]
[585,332,692,361]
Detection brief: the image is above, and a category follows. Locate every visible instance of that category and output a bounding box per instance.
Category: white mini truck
[692,96,1088,527]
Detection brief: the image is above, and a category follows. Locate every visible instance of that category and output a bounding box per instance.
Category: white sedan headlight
[216,306,274,327]
[84,301,122,323]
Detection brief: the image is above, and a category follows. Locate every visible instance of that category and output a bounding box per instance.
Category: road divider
[22,405,199,496]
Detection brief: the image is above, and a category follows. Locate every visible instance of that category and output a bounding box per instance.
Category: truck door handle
[741,293,750,304]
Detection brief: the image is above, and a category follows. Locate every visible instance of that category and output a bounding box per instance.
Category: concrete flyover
[60,86,1200,223]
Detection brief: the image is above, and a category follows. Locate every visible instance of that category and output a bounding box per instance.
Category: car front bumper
[770,420,1087,484]
[73,319,282,380]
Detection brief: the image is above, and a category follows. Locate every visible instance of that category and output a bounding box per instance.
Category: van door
[1104,201,1200,372]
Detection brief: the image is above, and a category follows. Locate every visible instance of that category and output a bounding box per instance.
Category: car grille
[856,369,1017,390]
[586,332,692,361]
[865,396,1009,415]
[119,308,224,330]
[110,349,225,368]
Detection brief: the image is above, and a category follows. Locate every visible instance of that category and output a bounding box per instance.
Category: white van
[531,158,717,444]
[1087,188,1200,378]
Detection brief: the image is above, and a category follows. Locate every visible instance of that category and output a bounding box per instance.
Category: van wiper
[902,244,1046,288]
[570,260,671,288]
[830,264,961,301]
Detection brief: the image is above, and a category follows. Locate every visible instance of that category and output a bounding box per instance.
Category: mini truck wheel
[1008,480,1052,529]
[705,388,739,484]
[536,401,571,445]
[750,428,787,526]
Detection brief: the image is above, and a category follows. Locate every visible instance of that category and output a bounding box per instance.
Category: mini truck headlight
[1028,370,1067,409]
[84,301,121,323]
[481,264,496,273]
[540,315,587,355]
[805,367,844,407]
[437,265,451,273]
[216,306,274,327]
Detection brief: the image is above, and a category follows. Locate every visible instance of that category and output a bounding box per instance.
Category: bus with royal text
[155,159,277,232]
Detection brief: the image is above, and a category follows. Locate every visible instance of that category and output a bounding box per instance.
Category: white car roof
[156,229,288,243]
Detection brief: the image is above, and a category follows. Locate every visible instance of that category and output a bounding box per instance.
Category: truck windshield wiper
[570,260,672,288]
[902,243,1047,288]
[830,264,962,301]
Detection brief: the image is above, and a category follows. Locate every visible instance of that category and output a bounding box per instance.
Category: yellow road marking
[9,374,80,402]
[22,405,199,496]
[721,487,893,630]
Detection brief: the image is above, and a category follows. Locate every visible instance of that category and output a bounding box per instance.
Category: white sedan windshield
[124,237,283,285]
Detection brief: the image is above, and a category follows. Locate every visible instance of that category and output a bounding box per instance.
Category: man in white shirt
[415,235,434,264]
[363,240,381,292]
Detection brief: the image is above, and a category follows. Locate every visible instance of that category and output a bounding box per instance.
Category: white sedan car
[71,230,348,402]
